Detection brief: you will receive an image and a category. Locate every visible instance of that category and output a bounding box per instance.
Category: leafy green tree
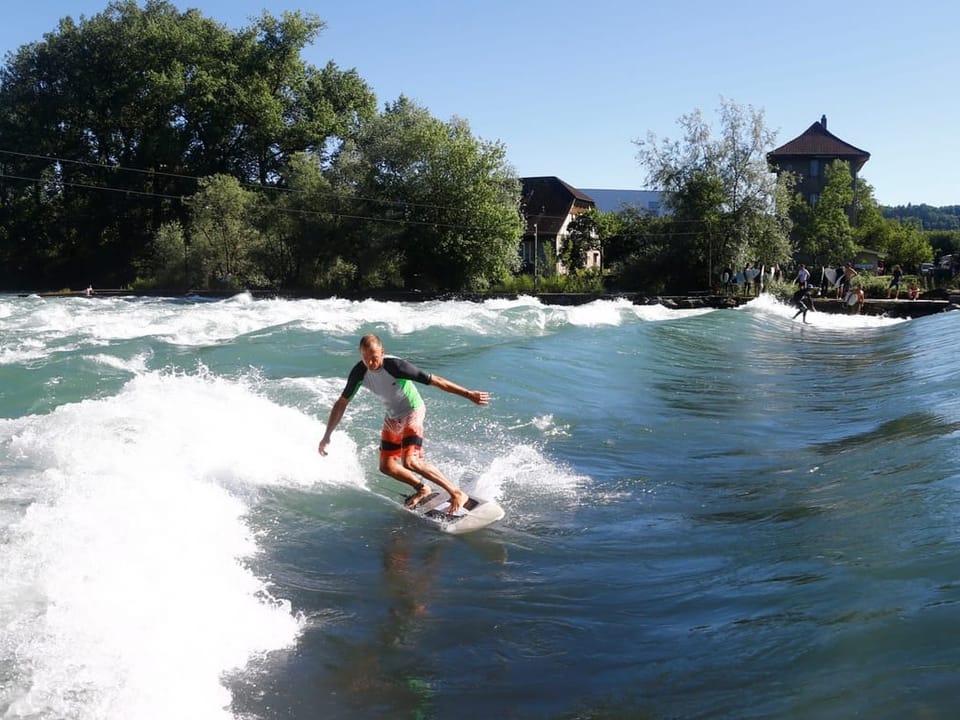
[882,221,933,272]
[0,0,374,289]
[852,178,884,233]
[802,160,857,264]
[851,177,887,251]
[331,97,522,291]
[743,201,794,276]
[186,174,264,288]
[2,3,528,294]
[255,151,355,289]
[138,221,190,289]
[602,208,674,292]
[789,167,934,275]
[563,207,611,272]
[668,170,727,287]
[925,230,960,258]
[633,97,792,289]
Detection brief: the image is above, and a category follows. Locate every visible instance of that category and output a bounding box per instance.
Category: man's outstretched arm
[430,374,489,406]
[318,396,350,455]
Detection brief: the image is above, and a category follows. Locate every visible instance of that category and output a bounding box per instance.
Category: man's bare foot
[404,483,432,508]
[447,489,468,514]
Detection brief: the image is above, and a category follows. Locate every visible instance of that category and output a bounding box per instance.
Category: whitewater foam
[0,365,370,720]
[742,292,906,328]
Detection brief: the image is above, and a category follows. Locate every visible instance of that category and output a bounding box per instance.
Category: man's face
[360,343,384,371]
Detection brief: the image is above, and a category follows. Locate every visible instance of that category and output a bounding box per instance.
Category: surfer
[791,285,814,323]
[317,333,489,513]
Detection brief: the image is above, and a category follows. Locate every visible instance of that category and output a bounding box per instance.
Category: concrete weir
[535,292,960,319]
[23,288,960,319]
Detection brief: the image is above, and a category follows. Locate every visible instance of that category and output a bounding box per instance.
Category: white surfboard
[405,491,505,535]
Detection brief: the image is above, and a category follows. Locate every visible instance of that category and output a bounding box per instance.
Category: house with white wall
[520,177,597,273]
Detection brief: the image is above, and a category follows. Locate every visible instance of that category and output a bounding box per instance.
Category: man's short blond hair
[359,333,382,350]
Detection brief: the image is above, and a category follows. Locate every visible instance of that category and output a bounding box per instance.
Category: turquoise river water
[1,292,959,719]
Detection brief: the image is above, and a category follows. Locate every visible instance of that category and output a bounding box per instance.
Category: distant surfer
[317,333,489,513]
[791,285,814,323]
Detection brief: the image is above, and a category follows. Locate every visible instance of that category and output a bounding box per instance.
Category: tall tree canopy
[633,98,793,288]
[0,2,524,294]
[329,96,522,291]
[792,159,857,265]
[0,0,375,289]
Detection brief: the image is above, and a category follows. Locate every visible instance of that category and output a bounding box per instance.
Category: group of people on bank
[882,264,920,300]
[791,261,922,321]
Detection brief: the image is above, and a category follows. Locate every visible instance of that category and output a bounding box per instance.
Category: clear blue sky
[3,0,957,206]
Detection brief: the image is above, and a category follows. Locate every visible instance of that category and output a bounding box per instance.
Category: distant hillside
[881,204,960,230]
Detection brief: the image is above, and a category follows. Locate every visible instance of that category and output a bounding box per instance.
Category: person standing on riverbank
[317,333,489,513]
[837,263,858,299]
[887,264,903,298]
[852,285,865,314]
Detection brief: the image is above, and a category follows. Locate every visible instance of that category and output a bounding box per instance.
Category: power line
[0,170,507,233]
[0,147,530,219]
[0,148,735,237]
[0,172,183,201]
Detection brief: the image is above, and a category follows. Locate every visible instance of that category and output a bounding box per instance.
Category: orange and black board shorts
[380,407,425,460]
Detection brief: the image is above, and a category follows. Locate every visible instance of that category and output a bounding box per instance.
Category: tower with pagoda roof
[767,115,870,222]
